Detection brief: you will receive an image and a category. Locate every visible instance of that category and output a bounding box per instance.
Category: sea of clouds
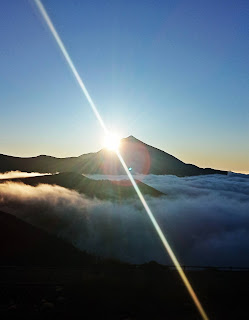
[0,172,249,267]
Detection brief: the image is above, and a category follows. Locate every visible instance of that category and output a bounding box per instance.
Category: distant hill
[0,136,226,176]
[2,172,164,200]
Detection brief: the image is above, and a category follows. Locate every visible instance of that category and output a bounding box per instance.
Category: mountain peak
[0,136,227,176]
[123,135,140,142]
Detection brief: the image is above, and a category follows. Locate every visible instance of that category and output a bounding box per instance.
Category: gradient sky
[1,0,248,173]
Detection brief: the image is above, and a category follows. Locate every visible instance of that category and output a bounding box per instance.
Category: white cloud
[0,173,249,267]
[0,171,51,180]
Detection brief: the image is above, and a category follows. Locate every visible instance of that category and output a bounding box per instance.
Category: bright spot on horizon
[104,133,121,151]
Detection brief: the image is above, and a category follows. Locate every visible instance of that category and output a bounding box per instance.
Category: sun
[104,133,121,151]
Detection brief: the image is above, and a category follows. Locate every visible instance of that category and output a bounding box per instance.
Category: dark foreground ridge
[0,210,248,319]
[0,210,96,267]
[1,171,164,200]
[0,136,227,176]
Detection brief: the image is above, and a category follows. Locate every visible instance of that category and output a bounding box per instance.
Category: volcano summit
[0,136,226,176]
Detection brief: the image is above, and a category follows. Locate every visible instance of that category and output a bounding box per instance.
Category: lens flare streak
[33,1,208,319]
[33,0,107,134]
[116,151,208,320]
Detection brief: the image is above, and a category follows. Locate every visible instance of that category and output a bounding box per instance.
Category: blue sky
[0,0,248,172]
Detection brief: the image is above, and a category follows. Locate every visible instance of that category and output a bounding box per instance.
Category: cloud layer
[0,173,249,267]
[0,171,51,180]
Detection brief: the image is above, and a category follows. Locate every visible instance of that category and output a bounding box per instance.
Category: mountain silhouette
[0,136,226,176]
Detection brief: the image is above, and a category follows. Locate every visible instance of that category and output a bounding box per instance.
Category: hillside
[1,171,164,200]
[0,210,96,267]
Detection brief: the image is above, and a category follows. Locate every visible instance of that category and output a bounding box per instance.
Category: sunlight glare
[104,133,120,151]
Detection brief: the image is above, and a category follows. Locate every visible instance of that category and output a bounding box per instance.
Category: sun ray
[33,1,208,319]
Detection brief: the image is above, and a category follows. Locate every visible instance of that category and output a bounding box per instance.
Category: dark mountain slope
[0,136,227,176]
[0,210,96,267]
[0,153,87,173]
[2,172,164,200]
[118,136,226,176]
